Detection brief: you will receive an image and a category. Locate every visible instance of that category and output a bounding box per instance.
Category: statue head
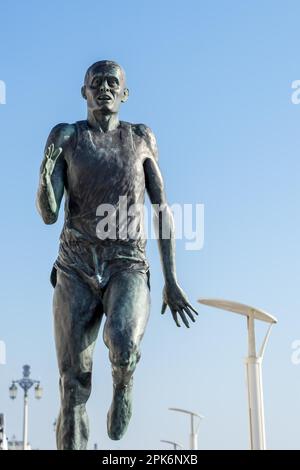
[81,60,129,115]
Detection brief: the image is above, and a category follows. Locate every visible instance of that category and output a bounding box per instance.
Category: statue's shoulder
[128,122,158,161]
[130,122,155,139]
[47,123,79,155]
[48,122,77,149]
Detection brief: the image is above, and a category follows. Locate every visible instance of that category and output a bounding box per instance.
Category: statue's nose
[99,81,110,92]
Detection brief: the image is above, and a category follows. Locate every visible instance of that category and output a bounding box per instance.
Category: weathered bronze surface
[36,61,197,450]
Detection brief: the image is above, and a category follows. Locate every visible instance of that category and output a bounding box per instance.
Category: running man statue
[36,60,197,450]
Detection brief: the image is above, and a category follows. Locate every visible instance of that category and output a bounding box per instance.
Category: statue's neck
[87,110,120,133]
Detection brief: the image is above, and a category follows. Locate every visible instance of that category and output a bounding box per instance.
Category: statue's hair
[84,60,126,85]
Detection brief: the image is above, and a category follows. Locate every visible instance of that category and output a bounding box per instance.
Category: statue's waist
[58,227,146,266]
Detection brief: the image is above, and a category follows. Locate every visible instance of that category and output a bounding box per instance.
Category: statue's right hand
[41,143,63,180]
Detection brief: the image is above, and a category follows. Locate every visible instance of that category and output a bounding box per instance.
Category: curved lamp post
[160,439,183,450]
[9,365,42,450]
[169,408,204,450]
[198,298,277,450]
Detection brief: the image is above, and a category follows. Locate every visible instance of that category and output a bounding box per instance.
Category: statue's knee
[109,342,140,371]
[60,370,92,402]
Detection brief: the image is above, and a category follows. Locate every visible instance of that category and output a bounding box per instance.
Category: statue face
[83,64,128,114]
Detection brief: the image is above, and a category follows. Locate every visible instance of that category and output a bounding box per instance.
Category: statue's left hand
[41,143,63,180]
[161,283,198,328]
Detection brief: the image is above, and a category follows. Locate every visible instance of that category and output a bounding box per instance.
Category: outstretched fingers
[161,296,198,328]
[45,144,62,162]
[51,147,63,162]
[187,302,198,315]
[178,308,190,328]
[161,301,167,315]
[44,144,52,159]
[171,309,181,328]
[182,306,196,323]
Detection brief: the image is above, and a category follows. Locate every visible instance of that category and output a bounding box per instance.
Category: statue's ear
[81,85,87,100]
[121,88,129,103]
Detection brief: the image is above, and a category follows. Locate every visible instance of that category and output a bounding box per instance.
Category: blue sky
[1,0,300,450]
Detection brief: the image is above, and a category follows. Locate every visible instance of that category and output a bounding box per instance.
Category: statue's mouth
[97,94,112,102]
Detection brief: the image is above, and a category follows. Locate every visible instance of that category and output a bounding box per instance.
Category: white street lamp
[34,384,43,400]
[198,298,277,450]
[169,408,204,450]
[9,365,42,450]
[160,439,183,450]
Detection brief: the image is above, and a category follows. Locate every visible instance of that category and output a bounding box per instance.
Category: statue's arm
[142,125,198,327]
[143,138,177,288]
[36,123,75,224]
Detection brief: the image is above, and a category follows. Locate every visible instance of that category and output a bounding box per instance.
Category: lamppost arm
[258,323,274,360]
[169,408,204,450]
[160,439,183,450]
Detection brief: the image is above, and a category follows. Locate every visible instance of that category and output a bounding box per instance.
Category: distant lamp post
[9,383,18,400]
[169,408,204,450]
[198,298,277,450]
[9,365,42,450]
[160,439,183,450]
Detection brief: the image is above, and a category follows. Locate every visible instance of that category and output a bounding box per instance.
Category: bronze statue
[36,60,197,450]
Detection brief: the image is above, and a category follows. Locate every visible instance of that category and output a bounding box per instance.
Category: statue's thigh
[102,270,151,351]
[53,268,103,373]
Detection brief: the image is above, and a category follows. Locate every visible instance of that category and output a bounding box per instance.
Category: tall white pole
[245,357,265,450]
[190,414,198,450]
[23,391,28,450]
[245,316,266,450]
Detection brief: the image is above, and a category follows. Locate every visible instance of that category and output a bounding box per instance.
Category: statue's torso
[55,121,153,286]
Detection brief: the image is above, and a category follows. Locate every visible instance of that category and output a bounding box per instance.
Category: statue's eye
[91,78,100,88]
[108,77,118,87]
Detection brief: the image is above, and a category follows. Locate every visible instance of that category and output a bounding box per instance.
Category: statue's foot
[107,378,133,440]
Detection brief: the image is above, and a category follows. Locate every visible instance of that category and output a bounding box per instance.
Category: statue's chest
[67,128,143,191]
